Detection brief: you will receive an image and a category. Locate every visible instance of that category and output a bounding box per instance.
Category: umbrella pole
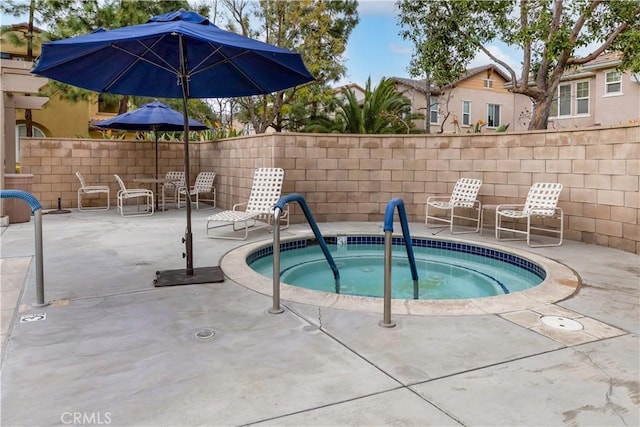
[154,33,223,287]
[155,129,159,211]
[180,36,194,277]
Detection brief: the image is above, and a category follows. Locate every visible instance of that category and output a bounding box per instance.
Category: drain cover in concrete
[193,328,216,341]
[541,315,583,331]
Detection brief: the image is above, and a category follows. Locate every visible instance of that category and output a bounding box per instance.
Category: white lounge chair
[177,171,216,210]
[425,178,483,234]
[206,167,286,240]
[495,182,564,247]
[161,171,185,210]
[75,171,110,211]
[114,174,154,217]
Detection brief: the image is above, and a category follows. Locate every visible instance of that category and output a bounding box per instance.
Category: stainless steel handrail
[380,197,419,328]
[270,193,339,314]
[0,190,47,306]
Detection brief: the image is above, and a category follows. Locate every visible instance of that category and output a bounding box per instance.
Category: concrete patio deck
[1,207,638,426]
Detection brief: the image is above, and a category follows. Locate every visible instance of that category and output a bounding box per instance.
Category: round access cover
[540,315,583,331]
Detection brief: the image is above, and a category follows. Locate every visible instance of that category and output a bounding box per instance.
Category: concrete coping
[221,230,581,316]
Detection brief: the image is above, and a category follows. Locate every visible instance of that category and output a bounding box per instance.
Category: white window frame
[604,70,622,95]
[461,100,471,126]
[550,83,572,118]
[575,80,590,116]
[483,79,494,89]
[430,101,439,124]
[486,104,501,128]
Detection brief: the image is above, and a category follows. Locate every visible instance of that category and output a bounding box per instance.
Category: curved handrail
[383,197,419,287]
[0,190,46,306]
[0,189,42,211]
[380,197,419,328]
[270,193,339,314]
[274,194,340,282]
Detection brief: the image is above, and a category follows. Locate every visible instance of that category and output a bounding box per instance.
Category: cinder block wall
[17,124,640,253]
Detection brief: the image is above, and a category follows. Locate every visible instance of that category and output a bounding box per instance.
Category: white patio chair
[161,171,185,210]
[425,178,483,234]
[206,167,286,240]
[114,174,154,217]
[177,171,216,210]
[495,182,564,247]
[75,171,110,211]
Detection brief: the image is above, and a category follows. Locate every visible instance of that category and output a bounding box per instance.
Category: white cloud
[469,44,522,76]
[388,42,411,56]
[357,0,398,16]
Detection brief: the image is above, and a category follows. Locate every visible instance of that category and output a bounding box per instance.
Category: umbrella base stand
[154,266,224,287]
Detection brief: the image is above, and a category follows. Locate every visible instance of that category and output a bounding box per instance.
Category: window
[605,70,622,94]
[462,101,471,126]
[430,101,439,124]
[15,124,45,162]
[550,83,571,117]
[487,104,500,127]
[483,79,493,89]
[576,81,589,115]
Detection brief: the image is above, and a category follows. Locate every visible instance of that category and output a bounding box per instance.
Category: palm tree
[338,77,423,134]
[303,77,423,134]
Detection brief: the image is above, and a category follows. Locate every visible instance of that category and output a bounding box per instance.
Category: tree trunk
[528,95,553,130]
[25,0,36,137]
[118,96,129,114]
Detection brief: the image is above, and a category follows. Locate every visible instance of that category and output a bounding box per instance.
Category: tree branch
[568,22,629,65]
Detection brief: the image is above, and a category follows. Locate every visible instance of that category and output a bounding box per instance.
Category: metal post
[269,207,284,314]
[379,231,396,328]
[33,209,46,307]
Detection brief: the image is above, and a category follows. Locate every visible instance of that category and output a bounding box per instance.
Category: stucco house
[394,53,640,133]
[393,65,532,133]
[545,52,640,129]
[1,23,119,171]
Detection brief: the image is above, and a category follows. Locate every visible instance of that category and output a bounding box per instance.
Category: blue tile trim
[247,236,546,280]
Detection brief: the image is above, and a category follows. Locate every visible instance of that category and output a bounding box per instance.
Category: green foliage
[397,0,640,129]
[224,0,359,133]
[305,77,423,134]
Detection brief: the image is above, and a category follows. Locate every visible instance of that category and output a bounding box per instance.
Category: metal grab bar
[0,190,47,306]
[270,193,340,314]
[380,197,419,328]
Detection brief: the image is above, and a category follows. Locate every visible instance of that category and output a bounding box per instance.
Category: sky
[0,0,525,88]
[342,0,523,88]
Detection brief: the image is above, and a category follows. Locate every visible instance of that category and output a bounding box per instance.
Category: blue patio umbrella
[32,10,315,285]
[95,100,209,210]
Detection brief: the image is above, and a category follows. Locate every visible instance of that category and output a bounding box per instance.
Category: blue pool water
[248,236,546,300]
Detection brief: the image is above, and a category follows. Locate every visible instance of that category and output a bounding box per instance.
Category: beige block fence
[15,124,640,254]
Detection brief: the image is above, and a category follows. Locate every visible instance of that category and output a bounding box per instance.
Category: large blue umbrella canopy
[95,100,209,210]
[32,10,315,283]
[31,10,315,98]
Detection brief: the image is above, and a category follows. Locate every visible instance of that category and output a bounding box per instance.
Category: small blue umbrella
[95,100,209,209]
[32,10,315,284]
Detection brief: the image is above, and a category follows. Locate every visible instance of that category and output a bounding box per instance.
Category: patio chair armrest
[233,202,247,211]
[496,204,525,212]
[452,199,481,208]
[426,195,450,203]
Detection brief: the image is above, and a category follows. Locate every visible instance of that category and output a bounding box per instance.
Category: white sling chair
[75,171,110,211]
[161,171,185,210]
[114,174,154,217]
[426,178,483,234]
[206,168,286,240]
[495,182,564,247]
[177,171,216,210]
